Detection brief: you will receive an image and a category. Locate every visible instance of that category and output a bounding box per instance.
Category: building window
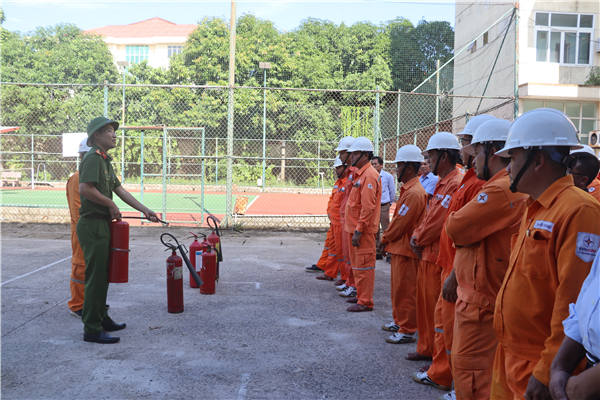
[534,12,594,65]
[168,46,183,58]
[126,45,149,65]
[483,31,489,46]
[522,100,597,144]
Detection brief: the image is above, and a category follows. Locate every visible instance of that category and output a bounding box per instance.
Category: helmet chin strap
[352,151,365,167]
[466,155,473,170]
[397,164,408,183]
[339,152,351,176]
[482,144,491,181]
[509,149,537,193]
[432,150,447,176]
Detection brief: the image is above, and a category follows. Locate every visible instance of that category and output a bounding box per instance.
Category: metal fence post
[317,140,320,187]
[514,5,519,120]
[103,80,108,118]
[140,129,145,221]
[162,125,167,222]
[374,86,380,155]
[31,131,34,190]
[262,70,267,193]
[215,137,219,185]
[121,84,125,183]
[224,0,237,228]
[396,90,401,150]
[436,59,440,133]
[200,128,206,224]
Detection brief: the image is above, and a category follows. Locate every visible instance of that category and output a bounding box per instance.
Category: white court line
[1,256,71,286]
[237,373,251,400]
[246,195,260,211]
[221,282,261,290]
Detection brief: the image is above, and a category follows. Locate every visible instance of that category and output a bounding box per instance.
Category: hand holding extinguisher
[160,233,203,287]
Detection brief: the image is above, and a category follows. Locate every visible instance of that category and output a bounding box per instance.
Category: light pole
[116,60,130,183]
[259,62,271,193]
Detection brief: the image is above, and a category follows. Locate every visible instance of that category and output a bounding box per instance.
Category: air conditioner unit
[596,40,600,53]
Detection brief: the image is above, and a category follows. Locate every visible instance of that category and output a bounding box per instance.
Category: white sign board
[62,133,88,157]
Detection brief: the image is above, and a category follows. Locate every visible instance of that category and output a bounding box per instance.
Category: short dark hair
[446,149,460,165]
[573,153,600,185]
[408,162,421,174]
[366,151,374,161]
[372,156,383,165]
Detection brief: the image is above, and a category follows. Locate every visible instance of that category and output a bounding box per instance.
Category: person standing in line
[379,145,427,344]
[371,156,396,261]
[343,137,382,312]
[491,109,600,399]
[407,132,463,365]
[77,116,159,344]
[419,154,438,203]
[567,145,600,202]
[445,119,528,400]
[66,138,91,318]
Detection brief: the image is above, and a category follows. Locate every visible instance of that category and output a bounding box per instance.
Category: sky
[1,0,457,34]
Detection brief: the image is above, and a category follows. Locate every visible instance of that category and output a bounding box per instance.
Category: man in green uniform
[77,116,159,344]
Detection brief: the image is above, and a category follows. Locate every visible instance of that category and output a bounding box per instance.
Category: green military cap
[86,117,119,146]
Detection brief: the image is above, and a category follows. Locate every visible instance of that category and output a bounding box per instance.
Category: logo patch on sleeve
[589,187,596,193]
[435,194,444,201]
[477,193,488,203]
[441,194,452,209]
[575,232,600,263]
[398,204,409,216]
[367,183,373,189]
[533,220,554,233]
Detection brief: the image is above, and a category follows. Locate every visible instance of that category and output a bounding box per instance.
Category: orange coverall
[412,168,462,357]
[492,175,600,398]
[427,168,485,388]
[587,178,600,202]
[344,163,382,308]
[315,181,340,271]
[340,166,358,288]
[381,177,427,333]
[445,170,527,400]
[66,171,86,312]
[323,177,348,280]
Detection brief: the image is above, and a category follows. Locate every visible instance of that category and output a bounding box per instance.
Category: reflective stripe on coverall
[445,170,527,400]
[428,168,485,387]
[381,177,427,333]
[492,175,600,398]
[412,168,462,357]
[344,162,382,308]
[316,179,342,271]
[340,167,358,288]
[323,177,348,279]
[66,170,85,313]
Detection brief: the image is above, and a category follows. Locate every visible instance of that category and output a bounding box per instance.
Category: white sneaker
[382,321,400,332]
[339,286,357,297]
[335,283,348,292]
[412,371,451,391]
[439,390,456,400]
[386,332,417,344]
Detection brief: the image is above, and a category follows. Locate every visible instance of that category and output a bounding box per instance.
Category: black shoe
[84,330,120,344]
[376,254,383,260]
[101,319,126,332]
[306,264,323,272]
[70,309,82,319]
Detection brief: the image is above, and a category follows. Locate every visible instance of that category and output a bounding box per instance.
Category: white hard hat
[497,108,582,158]
[347,136,374,153]
[457,114,497,139]
[422,132,461,155]
[570,144,596,157]
[335,136,355,151]
[78,138,91,153]
[333,156,343,168]
[462,119,511,157]
[394,145,425,163]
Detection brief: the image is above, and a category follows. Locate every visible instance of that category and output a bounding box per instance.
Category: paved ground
[1,223,445,400]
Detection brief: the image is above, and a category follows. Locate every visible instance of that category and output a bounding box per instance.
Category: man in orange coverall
[445,119,528,400]
[419,117,491,396]
[307,137,355,278]
[492,108,600,399]
[407,132,463,366]
[379,145,427,342]
[337,137,360,297]
[343,136,382,312]
[315,156,349,282]
[66,138,91,318]
[568,145,600,202]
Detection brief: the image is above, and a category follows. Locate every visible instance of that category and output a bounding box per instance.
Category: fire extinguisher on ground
[200,244,221,295]
[188,232,210,288]
[207,216,223,282]
[161,233,203,313]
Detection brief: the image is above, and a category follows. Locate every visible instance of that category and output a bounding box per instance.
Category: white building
[454,1,599,145]
[85,18,196,69]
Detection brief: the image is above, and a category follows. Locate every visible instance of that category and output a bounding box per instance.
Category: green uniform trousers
[76,218,110,334]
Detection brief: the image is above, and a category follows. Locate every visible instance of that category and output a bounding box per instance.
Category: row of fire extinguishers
[105,214,223,314]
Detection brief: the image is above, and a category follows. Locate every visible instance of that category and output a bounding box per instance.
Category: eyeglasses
[567,169,587,178]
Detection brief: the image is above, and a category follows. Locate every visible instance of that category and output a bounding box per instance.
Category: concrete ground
[1,223,445,400]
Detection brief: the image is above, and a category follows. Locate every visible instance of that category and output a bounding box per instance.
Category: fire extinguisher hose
[120,215,169,226]
[207,216,224,262]
[160,233,203,287]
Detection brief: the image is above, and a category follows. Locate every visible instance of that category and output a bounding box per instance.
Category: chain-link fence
[1,83,515,228]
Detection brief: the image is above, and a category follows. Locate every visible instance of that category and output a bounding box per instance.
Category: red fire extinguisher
[188,232,210,288]
[200,244,220,295]
[207,216,223,281]
[166,248,184,313]
[108,218,130,283]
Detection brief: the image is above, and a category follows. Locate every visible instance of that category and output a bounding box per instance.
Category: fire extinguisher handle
[207,216,221,237]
